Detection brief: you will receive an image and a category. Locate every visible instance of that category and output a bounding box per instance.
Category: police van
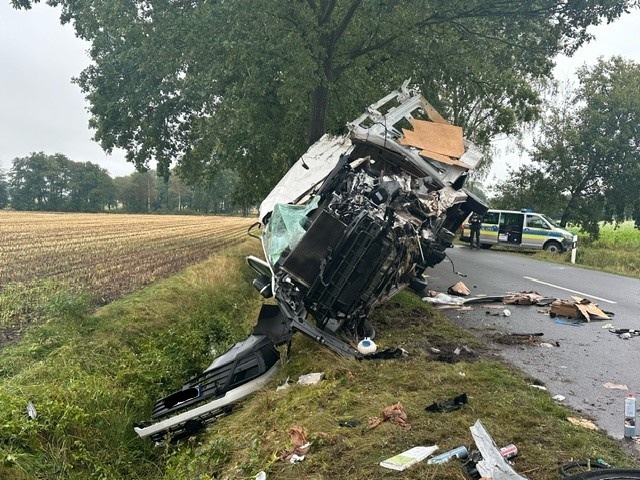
[460,209,575,253]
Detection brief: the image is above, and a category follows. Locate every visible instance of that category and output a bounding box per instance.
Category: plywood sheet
[399,119,465,158]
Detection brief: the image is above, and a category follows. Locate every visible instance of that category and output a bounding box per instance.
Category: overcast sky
[1,3,639,180]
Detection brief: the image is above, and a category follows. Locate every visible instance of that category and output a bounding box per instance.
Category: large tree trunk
[309,84,329,145]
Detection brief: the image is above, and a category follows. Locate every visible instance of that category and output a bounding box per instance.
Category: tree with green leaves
[492,57,640,237]
[13,0,637,206]
[9,152,116,212]
[0,169,9,208]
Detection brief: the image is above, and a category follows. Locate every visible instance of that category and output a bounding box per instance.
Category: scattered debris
[552,394,566,402]
[430,345,477,363]
[280,426,312,463]
[530,384,548,391]
[363,347,408,360]
[567,417,599,431]
[465,295,509,304]
[448,281,471,296]
[357,337,377,355]
[550,297,610,322]
[503,291,544,305]
[427,445,469,464]
[380,445,439,471]
[610,328,640,340]
[503,309,511,317]
[495,333,556,348]
[368,402,411,430]
[255,471,267,480]
[602,323,615,329]
[26,400,37,420]
[603,382,628,391]
[338,419,360,428]
[423,293,466,306]
[554,318,583,327]
[470,419,529,479]
[276,377,292,391]
[298,372,325,385]
[426,393,468,413]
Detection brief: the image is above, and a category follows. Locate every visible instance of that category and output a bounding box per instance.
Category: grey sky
[1,3,639,180]
[490,9,640,182]
[1,2,133,177]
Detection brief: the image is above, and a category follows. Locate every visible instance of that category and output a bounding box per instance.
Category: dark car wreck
[135,81,488,443]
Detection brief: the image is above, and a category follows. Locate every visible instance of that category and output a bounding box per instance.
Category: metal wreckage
[134,81,488,443]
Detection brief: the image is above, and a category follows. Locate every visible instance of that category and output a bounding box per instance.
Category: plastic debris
[529,384,547,391]
[470,419,528,479]
[26,400,37,420]
[255,471,267,480]
[338,419,360,428]
[503,309,511,317]
[362,347,407,360]
[426,393,468,413]
[603,382,628,390]
[423,293,466,305]
[357,337,377,354]
[276,377,292,391]
[552,395,566,402]
[298,372,325,385]
[554,318,583,327]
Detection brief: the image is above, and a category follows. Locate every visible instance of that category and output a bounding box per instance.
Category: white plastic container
[357,338,377,355]
[624,393,636,438]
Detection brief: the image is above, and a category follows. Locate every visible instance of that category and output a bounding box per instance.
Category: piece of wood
[399,119,465,158]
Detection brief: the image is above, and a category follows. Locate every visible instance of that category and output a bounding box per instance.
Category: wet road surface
[427,245,640,447]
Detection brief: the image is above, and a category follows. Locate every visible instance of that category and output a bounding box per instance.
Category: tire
[544,240,562,254]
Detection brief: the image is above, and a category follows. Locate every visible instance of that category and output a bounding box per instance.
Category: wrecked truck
[135,81,488,443]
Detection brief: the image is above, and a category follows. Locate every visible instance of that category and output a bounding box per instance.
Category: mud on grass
[164,292,637,480]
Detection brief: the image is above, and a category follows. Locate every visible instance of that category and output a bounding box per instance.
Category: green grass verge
[1,241,637,479]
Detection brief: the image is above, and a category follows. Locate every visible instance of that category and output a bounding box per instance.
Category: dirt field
[0,211,254,303]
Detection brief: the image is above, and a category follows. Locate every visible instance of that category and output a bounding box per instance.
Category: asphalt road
[426,245,640,442]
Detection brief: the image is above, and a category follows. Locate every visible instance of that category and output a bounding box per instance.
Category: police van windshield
[540,214,559,227]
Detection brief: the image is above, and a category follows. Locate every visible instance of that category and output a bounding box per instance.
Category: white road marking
[523,276,617,304]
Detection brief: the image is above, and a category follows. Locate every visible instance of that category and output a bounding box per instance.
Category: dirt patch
[427,342,479,363]
[491,333,559,347]
[0,324,22,350]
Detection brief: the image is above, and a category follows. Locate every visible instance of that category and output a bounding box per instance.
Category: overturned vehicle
[135,81,488,442]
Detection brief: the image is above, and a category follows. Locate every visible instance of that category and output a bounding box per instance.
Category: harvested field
[0,211,253,304]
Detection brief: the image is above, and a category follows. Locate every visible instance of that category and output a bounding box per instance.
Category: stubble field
[0,211,253,335]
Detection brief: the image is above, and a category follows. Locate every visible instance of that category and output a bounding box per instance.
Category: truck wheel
[544,241,562,254]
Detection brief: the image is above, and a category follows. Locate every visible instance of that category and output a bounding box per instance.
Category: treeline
[489,58,640,238]
[0,152,243,214]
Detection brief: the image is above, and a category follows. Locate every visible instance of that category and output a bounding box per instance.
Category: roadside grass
[531,222,640,278]
[0,242,262,480]
[165,293,637,480]
[0,240,638,479]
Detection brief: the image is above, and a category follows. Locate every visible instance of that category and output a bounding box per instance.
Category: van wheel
[544,241,562,254]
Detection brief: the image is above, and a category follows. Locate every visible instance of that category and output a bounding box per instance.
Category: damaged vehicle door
[135,81,487,443]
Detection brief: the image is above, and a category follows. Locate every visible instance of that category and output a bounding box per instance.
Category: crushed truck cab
[136,81,487,443]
